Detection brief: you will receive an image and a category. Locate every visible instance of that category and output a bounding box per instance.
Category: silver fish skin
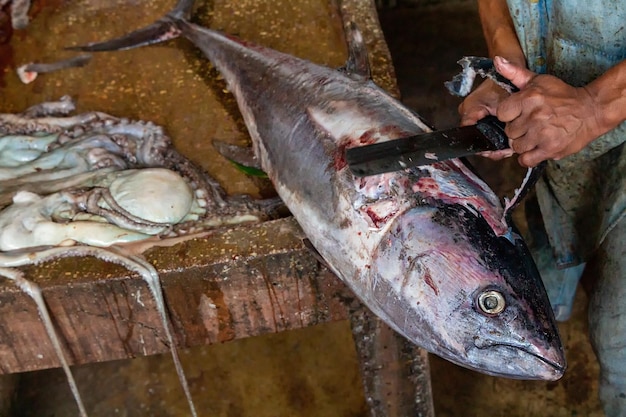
[71,0,566,380]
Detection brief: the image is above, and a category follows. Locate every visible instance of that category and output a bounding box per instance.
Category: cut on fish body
[71,0,566,382]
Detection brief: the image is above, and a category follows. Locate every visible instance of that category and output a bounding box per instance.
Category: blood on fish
[413,176,440,194]
[333,143,348,171]
[364,205,396,229]
[423,268,439,296]
[357,129,376,145]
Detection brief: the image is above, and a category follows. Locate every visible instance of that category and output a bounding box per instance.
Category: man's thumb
[494,55,535,89]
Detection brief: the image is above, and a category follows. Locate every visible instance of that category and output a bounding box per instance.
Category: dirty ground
[3,1,603,416]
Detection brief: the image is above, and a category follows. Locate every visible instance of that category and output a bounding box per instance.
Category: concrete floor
[7,2,605,416]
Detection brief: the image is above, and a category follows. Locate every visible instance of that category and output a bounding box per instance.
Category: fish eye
[477,290,506,315]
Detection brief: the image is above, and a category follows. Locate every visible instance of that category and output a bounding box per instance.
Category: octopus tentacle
[163,149,226,209]
[81,188,171,235]
[0,245,198,416]
[0,267,88,417]
[0,99,290,416]
[117,251,198,417]
[0,113,114,135]
[21,96,76,118]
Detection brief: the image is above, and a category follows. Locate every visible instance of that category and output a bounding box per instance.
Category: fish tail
[66,0,196,52]
[170,0,195,20]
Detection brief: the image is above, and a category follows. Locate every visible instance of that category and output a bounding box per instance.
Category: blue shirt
[506,0,626,266]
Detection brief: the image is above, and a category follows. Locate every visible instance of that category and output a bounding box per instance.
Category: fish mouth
[473,342,566,381]
[522,349,566,376]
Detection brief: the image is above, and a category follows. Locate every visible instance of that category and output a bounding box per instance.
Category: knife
[346,115,509,177]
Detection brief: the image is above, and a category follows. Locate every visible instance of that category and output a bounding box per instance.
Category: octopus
[0,97,278,417]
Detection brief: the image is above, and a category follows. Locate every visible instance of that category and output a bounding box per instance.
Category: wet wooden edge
[0,217,352,373]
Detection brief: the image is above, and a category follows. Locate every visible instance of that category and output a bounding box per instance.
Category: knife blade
[346,115,509,177]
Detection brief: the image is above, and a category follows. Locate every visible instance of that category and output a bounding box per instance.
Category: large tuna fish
[72,0,566,380]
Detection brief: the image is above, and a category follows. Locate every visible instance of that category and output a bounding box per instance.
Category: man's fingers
[517,148,548,168]
[494,55,535,89]
[477,148,514,160]
[504,118,526,139]
[497,97,524,124]
[460,107,490,126]
[509,136,538,154]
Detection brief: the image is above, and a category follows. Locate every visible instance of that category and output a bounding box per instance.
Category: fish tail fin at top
[170,0,195,20]
[66,0,196,52]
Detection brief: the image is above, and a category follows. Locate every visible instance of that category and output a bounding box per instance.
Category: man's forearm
[477,0,526,67]
[585,59,626,139]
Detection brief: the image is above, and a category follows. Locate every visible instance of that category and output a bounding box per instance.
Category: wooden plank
[350,304,436,417]
[0,218,352,374]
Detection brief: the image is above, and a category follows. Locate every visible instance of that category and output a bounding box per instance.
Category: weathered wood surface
[350,305,436,417]
[0,218,352,374]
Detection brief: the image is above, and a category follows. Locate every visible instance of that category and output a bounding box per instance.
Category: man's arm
[476,0,525,67]
[586,60,626,140]
[458,0,524,162]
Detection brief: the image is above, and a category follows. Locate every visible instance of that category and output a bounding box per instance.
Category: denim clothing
[505,1,626,415]
[506,0,625,267]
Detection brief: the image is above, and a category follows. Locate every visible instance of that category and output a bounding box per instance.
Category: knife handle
[475,116,509,150]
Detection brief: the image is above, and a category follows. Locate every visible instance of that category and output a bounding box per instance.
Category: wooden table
[0,1,434,415]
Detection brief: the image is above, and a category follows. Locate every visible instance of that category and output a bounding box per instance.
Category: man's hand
[494,56,602,167]
[458,75,514,160]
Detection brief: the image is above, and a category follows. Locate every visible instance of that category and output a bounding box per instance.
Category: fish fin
[67,0,196,52]
[17,55,92,84]
[169,0,195,20]
[212,139,267,177]
[337,22,371,79]
[302,238,334,269]
[66,18,180,52]
[247,195,290,220]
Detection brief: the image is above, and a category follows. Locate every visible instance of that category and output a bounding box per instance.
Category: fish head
[368,203,566,380]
